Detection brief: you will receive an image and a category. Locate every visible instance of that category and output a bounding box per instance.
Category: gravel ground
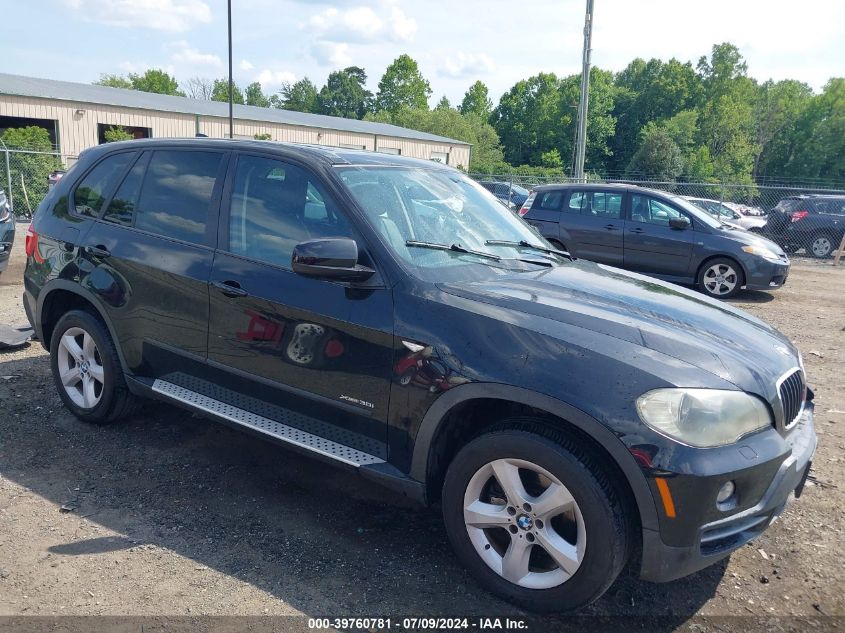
[0,230,843,628]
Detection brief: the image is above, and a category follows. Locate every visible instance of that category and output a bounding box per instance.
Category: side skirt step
[152,378,385,467]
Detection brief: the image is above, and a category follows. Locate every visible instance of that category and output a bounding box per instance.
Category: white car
[683,197,767,232]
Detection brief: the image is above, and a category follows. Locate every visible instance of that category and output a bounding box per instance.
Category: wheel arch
[37,280,129,374]
[409,383,659,532]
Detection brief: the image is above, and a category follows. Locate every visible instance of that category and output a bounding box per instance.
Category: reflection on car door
[558,189,625,264]
[624,194,694,278]
[207,152,394,456]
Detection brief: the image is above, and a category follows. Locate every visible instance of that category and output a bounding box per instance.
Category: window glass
[537,191,564,211]
[228,155,352,267]
[134,150,223,244]
[631,195,685,226]
[567,190,622,218]
[565,191,584,214]
[73,152,134,218]
[103,155,146,226]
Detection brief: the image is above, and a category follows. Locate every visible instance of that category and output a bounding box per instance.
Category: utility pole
[573,0,594,181]
[227,0,234,139]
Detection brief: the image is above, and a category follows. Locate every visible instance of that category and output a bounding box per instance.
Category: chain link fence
[470,173,845,260]
[0,142,68,219]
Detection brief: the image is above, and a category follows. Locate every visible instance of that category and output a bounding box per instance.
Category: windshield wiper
[405,240,501,261]
[485,240,573,260]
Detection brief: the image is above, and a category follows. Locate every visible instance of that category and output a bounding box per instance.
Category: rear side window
[104,154,147,226]
[567,190,623,218]
[536,190,565,211]
[73,152,134,218]
[134,150,224,244]
[817,199,845,215]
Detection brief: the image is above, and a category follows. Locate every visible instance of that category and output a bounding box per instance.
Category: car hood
[439,260,798,395]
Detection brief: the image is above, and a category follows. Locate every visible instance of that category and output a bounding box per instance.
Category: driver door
[624,194,694,277]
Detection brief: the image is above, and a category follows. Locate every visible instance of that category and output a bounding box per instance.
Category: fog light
[716,481,736,509]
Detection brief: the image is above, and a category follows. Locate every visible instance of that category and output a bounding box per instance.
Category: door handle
[631,227,645,234]
[85,245,111,258]
[212,280,248,298]
[604,224,619,231]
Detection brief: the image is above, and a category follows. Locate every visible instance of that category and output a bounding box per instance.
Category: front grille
[778,369,805,428]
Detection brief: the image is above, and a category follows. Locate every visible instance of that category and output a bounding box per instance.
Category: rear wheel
[50,310,139,424]
[697,257,743,299]
[441,424,630,612]
[809,233,834,258]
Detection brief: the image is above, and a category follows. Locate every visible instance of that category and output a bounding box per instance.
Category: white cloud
[239,59,255,71]
[306,4,416,43]
[256,69,297,89]
[168,40,221,67]
[441,52,496,78]
[311,41,353,66]
[63,0,212,32]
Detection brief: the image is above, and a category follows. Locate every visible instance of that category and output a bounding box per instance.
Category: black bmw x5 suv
[24,139,816,612]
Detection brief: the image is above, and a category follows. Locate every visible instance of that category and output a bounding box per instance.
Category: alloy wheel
[57,326,105,409]
[703,263,738,296]
[463,458,585,589]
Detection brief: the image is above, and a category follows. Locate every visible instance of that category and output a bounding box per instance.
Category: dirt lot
[0,229,843,628]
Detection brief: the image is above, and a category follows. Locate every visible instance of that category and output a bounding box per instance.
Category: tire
[50,309,140,424]
[808,232,834,259]
[441,423,630,612]
[697,257,744,299]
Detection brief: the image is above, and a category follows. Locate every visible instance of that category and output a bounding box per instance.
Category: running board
[152,379,385,467]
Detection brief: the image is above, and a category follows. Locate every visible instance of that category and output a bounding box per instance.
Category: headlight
[742,244,781,263]
[636,389,771,447]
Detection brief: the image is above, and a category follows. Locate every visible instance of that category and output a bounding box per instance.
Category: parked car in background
[0,189,14,275]
[23,139,816,612]
[48,170,66,191]
[684,196,767,232]
[521,184,790,299]
[479,180,530,210]
[764,195,845,258]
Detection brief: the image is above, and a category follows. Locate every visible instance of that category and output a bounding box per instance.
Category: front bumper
[745,259,790,291]
[640,402,816,582]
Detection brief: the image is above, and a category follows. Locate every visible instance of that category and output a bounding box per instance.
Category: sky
[3,0,843,105]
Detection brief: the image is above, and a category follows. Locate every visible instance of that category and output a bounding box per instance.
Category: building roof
[0,72,468,146]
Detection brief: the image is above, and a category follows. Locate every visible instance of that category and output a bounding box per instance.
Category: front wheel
[441,425,630,612]
[697,257,743,299]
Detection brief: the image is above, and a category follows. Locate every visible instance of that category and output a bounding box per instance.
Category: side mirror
[291,238,375,282]
[669,216,691,230]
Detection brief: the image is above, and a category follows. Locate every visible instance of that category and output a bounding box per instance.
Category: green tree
[491,72,564,166]
[244,82,270,107]
[787,78,845,182]
[94,74,133,89]
[316,67,372,119]
[253,133,272,140]
[560,69,617,174]
[129,69,184,96]
[752,79,813,180]
[375,54,432,113]
[459,81,493,119]
[627,123,684,180]
[211,78,245,104]
[104,126,134,142]
[435,96,451,111]
[540,149,563,169]
[610,57,702,172]
[0,126,62,214]
[367,106,505,171]
[278,78,319,112]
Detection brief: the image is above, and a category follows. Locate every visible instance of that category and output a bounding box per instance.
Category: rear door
[557,189,625,264]
[206,152,394,455]
[624,193,694,277]
[79,147,228,373]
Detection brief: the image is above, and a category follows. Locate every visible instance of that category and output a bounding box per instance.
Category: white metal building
[0,73,471,167]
